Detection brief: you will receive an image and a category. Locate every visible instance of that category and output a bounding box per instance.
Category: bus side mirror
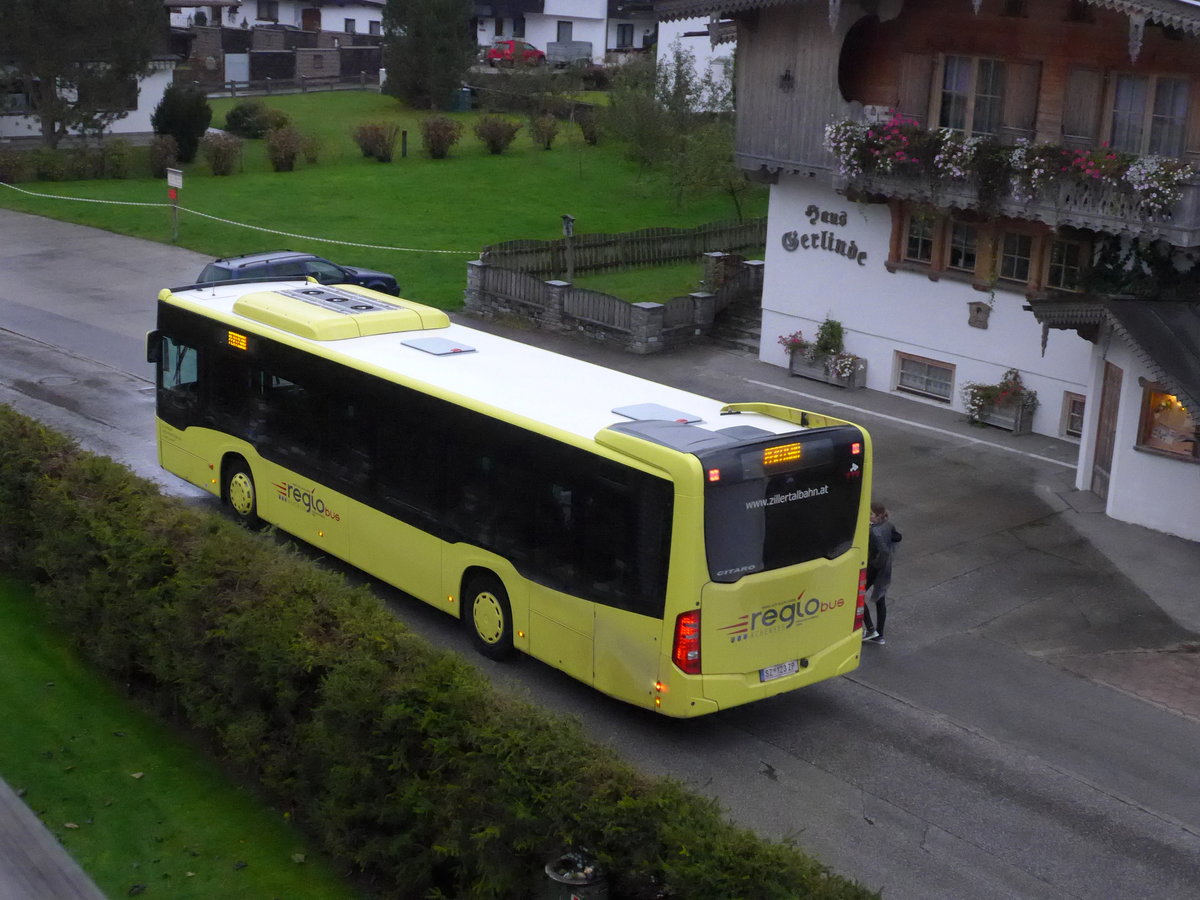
[146,330,161,365]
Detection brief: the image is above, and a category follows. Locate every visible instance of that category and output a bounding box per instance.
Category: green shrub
[148,134,178,178]
[530,114,559,150]
[200,131,242,176]
[420,115,464,160]
[0,147,30,184]
[0,404,877,900]
[150,83,213,163]
[266,125,303,172]
[65,147,104,180]
[30,149,66,181]
[300,131,322,165]
[578,109,600,146]
[474,114,522,155]
[350,121,400,162]
[103,138,133,179]
[224,100,290,139]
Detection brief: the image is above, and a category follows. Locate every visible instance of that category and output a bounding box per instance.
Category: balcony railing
[835,170,1200,247]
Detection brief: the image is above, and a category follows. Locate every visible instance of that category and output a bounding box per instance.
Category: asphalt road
[2,209,1198,899]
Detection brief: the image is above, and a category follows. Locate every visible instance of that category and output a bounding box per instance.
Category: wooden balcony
[834,170,1200,248]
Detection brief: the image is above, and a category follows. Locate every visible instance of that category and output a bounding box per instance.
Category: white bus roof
[164,280,808,445]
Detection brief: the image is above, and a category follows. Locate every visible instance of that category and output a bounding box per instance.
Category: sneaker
[862,629,880,641]
[866,634,886,645]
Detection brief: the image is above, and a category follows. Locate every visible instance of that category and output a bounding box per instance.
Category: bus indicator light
[707,468,721,482]
[763,442,802,467]
[227,330,248,351]
[850,442,862,455]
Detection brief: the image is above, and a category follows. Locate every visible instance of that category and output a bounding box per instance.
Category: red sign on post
[167,187,178,201]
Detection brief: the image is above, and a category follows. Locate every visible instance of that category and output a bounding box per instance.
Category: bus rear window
[702,428,864,581]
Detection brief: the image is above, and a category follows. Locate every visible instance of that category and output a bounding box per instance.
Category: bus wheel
[224,458,262,529]
[465,574,513,660]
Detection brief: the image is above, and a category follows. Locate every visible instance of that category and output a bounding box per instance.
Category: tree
[0,0,164,148]
[151,84,212,163]
[382,0,476,110]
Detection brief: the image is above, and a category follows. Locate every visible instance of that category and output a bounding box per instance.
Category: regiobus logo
[272,480,341,521]
[718,592,844,643]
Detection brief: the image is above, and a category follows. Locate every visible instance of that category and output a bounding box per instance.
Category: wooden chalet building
[657,0,1200,541]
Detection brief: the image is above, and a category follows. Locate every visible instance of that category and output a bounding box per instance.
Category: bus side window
[161,335,199,394]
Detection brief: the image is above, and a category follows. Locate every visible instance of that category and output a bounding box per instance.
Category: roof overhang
[1029,297,1200,412]
[655,0,1200,32]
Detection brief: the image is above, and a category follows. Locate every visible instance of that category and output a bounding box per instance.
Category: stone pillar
[703,251,729,289]
[690,291,716,330]
[742,259,766,300]
[463,259,487,314]
[544,280,570,331]
[630,302,665,354]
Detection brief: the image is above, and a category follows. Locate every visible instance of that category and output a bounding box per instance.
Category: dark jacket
[866,519,902,595]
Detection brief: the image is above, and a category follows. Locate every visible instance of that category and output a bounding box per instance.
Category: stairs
[707,300,763,355]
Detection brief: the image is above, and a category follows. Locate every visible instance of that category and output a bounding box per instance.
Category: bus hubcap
[229,473,254,516]
[473,592,504,644]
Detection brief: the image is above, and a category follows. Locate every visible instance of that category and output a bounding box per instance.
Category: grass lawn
[0,90,766,309]
[0,577,363,900]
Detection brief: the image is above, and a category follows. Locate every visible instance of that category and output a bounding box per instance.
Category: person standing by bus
[862,501,901,645]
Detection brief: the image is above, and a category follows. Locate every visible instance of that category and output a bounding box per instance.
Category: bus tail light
[854,568,867,632]
[672,610,701,675]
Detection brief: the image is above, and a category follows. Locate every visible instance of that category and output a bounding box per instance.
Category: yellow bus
[148,279,873,717]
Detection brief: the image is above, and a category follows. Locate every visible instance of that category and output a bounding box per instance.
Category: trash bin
[544,849,607,900]
[454,86,473,112]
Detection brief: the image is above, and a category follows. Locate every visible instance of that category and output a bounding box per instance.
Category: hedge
[0,405,877,900]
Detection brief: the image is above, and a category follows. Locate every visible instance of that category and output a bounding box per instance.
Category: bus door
[152,331,212,491]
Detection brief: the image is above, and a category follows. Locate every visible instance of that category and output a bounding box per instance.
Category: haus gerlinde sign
[781,204,867,266]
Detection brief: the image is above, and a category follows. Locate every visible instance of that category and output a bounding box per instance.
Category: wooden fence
[481,218,767,277]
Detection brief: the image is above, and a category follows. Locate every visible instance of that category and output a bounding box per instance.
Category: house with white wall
[475,1,657,62]
[171,1,385,36]
[657,0,1200,543]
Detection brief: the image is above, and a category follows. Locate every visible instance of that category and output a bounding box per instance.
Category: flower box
[789,353,867,390]
[977,402,1033,435]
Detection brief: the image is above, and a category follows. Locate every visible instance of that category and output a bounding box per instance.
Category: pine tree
[382,0,476,110]
[0,0,164,147]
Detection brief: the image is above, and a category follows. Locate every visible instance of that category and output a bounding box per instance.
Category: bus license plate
[759,660,799,682]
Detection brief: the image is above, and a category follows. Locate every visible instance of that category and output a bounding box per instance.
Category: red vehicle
[486,39,546,66]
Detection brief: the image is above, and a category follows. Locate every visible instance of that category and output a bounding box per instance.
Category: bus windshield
[702,428,865,582]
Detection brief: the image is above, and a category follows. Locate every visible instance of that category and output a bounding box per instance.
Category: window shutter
[897,53,934,126]
[1186,77,1200,161]
[1062,67,1104,148]
[1000,61,1040,144]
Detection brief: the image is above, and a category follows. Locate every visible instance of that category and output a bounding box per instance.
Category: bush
[0,405,877,900]
[150,83,213,163]
[224,100,290,139]
[300,131,322,165]
[578,109,600,146]
[0,148,29,184]
[30,149,66,181]
[351,121,401,162]
[420,115,464,160]
[199,131,242,176]
[530,114,559,150]
[65,147,104,180]
[148,134,178,179]
[265,125,303,172]
[474,114,522,155]
[103,138,133,179]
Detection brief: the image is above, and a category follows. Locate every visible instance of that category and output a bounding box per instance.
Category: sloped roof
[1029,298,1200,413]
[655,0,1200,29]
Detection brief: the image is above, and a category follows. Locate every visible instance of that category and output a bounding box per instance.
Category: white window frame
[896,352,955,402]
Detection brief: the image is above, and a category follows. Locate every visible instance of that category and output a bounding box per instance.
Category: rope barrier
[0,181,478,255]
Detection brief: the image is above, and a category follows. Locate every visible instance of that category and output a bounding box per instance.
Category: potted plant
[962,367,1039,434]
[782,318,867,389]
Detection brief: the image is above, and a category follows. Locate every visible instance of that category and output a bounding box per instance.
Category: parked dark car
[196,250,400,295]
